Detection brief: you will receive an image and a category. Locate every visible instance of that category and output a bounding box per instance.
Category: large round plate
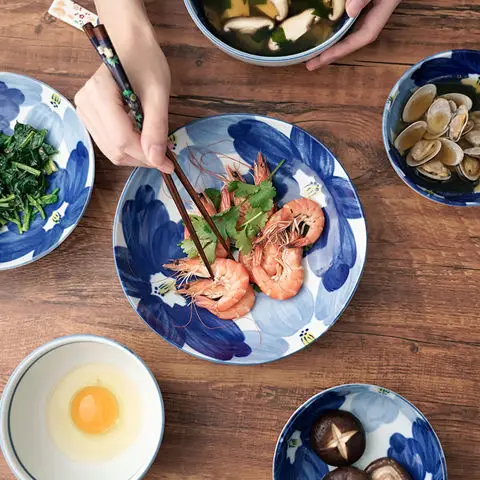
[113,115,367,365]
[0,72,95,270]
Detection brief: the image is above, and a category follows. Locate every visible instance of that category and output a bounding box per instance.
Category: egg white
[46,363,141,462]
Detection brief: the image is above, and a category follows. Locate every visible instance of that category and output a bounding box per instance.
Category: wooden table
[1,1,479,478]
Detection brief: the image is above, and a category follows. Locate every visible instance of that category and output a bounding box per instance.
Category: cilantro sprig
[179,159,285,259]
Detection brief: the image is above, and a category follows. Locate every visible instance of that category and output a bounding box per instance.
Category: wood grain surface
[1,1,480,478]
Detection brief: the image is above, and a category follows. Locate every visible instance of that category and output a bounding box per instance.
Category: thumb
[140,99,174,173]
[346,0,371,18]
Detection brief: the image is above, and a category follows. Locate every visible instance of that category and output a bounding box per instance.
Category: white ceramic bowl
[0,335,164,480]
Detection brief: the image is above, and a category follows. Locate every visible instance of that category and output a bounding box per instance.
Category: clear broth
[202,0,340,56]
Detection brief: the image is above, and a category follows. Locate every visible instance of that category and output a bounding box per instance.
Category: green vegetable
[179,208,239,264]
[180,159,284,260]
[229,179,276,212]
[204,187,222,211]
[0,123,59,233]
[235,207,269,254]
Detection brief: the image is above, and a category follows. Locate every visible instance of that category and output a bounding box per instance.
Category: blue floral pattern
[383,49,480,206]
[350,390,400,432]
[274,385,447,480]
[115,185,251,362]
[0,73,94,270]
[113,115,366,364]
[389,419,446,480]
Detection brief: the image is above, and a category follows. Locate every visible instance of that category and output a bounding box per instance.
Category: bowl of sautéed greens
[184,0,357,66]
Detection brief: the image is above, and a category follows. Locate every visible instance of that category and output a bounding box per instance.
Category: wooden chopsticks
[82,22,233,279]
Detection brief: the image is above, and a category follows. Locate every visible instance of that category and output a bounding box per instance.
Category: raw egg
[47,363,141,462]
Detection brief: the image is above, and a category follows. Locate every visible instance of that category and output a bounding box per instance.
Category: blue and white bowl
[113,114,367,365]
[383,49,480,206]
[273,384,447,480]
[183,1,356,67]
[0,72,95,270]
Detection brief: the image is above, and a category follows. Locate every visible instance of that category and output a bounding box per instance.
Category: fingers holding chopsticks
[75,65,149,167]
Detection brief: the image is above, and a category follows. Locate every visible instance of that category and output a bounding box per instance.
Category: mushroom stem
[224,16,275,34]
[329,0,346,21]
[270,0,290,21]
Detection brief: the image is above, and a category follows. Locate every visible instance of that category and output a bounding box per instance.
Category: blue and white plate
[383,49,480,206]
[273,384,447,480]
[0,72,95,270]
[113,115,367,365]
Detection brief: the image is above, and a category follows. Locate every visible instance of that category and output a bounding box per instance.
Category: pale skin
[74,0,401,171]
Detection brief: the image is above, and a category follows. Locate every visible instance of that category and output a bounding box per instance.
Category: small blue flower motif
[274,391,346,479]
[250,285,314,338]
[388,418,445,480]
[0,81,25,134]
[350,391,400,432]
[0,142,91,262]
[115,184,252,362]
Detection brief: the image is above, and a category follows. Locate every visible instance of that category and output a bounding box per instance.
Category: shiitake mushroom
[323,467,369,480]
[365,457,413,480]
[310,411,366,466]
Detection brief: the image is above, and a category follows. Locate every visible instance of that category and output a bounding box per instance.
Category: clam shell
[440,93,473,111]
[394,121,427,154]
[448,105,469,142]
[448,100,457,113]
[464,147,480,159]
[471,111,480,124]
[465,129,480,147]
[406,140,441,166]
[417,159,452,181]
[402,84,437,123]
[461,120,475,138]
[423,127,448,140]
[434,138,464,166]
[457,155,480,181]
[426,98,452,135]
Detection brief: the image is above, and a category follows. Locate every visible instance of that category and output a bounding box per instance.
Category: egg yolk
[70,386,118,435]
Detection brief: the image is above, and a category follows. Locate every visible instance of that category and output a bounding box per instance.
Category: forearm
[94,0,156,50]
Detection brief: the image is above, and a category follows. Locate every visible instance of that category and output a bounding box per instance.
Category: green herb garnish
[0,123,59,233]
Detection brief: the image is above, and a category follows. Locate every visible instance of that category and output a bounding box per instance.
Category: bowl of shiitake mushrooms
[383,49,480,206]
[184,0,357,66]
[273,384,447,480]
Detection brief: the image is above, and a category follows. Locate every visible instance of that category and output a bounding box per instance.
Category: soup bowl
[183,0,356,67]
[273,384,447,479]
[383,49,480,206]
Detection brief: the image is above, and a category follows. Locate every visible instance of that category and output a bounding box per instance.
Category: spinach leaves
[0,123,59,233]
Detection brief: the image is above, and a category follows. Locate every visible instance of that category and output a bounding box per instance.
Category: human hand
[75,31,173,172]
[306,0,401,71]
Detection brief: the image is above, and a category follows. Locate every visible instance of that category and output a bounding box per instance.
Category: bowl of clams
[383,49,480,206]
[273,384,447,480]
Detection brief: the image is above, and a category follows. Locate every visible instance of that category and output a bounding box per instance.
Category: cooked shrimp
[239,242,279,282]
[255,207,293,246]
[251,246,304,300]
[254,152,271,185]
[165,258,250,312]
[257,198,324,248]
[195,286,256,320]
[284,198,325,247]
